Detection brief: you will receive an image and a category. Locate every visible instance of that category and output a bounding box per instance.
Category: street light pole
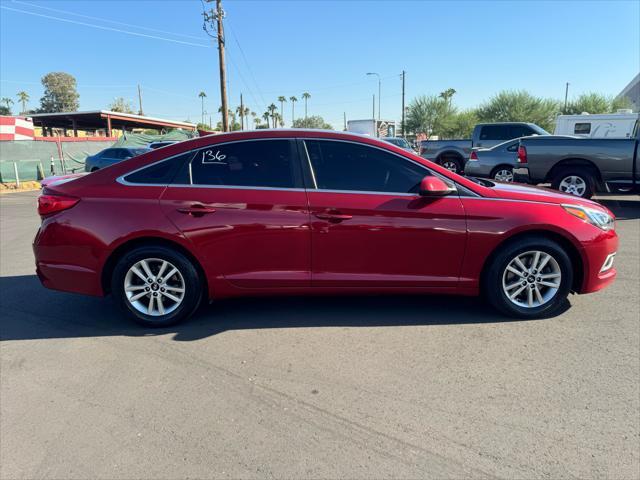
[367,72,381,126]
[564,82,570,114]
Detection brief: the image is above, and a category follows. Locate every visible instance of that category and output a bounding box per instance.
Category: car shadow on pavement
[596,198,640,221]
[0,275,558,342]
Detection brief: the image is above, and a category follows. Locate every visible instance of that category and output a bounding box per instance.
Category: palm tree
[262,111,271,128]
[267,103,278,128]
[302,92,311,118]
[198,91,207,125]
[438,88,456,109]
[274,113,284,128]
[236,105,245,129]
[289,96,297,125]
[254,116,261,128]
[16,91,29,114]
[277,96,287,126]
[1,97,14,113]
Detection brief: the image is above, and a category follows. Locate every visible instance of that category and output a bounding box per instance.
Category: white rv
[554,111,639,138]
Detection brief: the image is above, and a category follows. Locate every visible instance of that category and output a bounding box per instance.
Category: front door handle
[314,211,353,222]
[177,203,217,216]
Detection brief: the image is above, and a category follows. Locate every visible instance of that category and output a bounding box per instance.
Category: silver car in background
[463,139,519,182]
[380,137,415,152]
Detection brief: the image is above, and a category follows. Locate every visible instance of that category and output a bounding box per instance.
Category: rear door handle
[314,211,352,222]
[177,203,217,216]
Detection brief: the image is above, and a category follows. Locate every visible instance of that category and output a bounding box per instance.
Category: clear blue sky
[1,0,638,128]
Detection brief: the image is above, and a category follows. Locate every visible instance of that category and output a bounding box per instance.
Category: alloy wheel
[441,160,459,173]
[502,250,561,308]
[493,169,514,182]
[124,258,186,316]
[559,175,587,197]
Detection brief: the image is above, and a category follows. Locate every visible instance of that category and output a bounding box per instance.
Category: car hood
[487,181,603,209]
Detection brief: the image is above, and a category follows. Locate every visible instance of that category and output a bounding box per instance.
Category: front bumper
[513,166,531,184]
[579,230,618,294]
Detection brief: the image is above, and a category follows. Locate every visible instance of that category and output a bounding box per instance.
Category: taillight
[517,145,527,163]
[469,151,478,161]
[37,194,79,217]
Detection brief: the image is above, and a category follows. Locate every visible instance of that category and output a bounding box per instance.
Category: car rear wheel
[551,168,595,198]
[491,166,514,182]
[111,246,203,327]
[485,237,573,319]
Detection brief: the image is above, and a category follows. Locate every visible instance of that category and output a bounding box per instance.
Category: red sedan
[33,130,618,327]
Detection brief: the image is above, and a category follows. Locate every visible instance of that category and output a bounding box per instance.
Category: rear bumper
[513,167,531,183]
[35,259,103,297]
[463,162,491,177]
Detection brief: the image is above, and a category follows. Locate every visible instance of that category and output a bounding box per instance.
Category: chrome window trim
[166,184,307,192]
[117,137,301,190]
[300,137,469,197]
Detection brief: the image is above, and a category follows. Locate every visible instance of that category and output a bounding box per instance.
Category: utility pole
[564,82,570,114]
[343,112,346,131]
[367,72,381,123]
[401,71,406,138]
[203,0,229,131]
[372,94,375,119]
[137,84,144,116]
[240,93,244,130]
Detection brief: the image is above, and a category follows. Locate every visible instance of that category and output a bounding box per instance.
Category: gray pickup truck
[513,125,640,198]
[419,122,549,173]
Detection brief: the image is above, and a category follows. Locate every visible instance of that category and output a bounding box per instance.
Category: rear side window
[124,152,192,185]
[574,123,591,134]
[304,140,426,193]
[177,139,299,188]
[480,125,510,141]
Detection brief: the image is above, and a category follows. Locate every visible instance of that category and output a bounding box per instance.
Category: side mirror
[419,176,455,196]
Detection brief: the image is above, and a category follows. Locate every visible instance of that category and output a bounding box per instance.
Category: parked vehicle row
[514,124,640,198]
[419,122,549,173]
[35,130,618,327]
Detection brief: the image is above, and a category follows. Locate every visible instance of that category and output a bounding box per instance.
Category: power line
[12,0,205,41]
[0,5,211,48]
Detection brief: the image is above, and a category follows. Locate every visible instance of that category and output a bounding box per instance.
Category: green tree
[302,92,311,118]
[292,115,333,129]
[109,97,135,113]
[16,91,29,114]
[565,92,632,115]
[289,96,297,124]
[449,110,478,138]
[262,111,271,128]
[476,90,560,132]
[0,97,14,115]
[39,72,80,112]
[277,96,287,125]
[405,95,455,137]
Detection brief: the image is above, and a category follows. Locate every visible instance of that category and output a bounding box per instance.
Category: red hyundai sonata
[33,130,618,327]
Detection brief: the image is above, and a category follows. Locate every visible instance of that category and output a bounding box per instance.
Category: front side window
[305,140,426,193]
[177,139,298,188]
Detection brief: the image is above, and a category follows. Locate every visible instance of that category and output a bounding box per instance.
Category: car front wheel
[485,237,573,319]
[111,245,203,327]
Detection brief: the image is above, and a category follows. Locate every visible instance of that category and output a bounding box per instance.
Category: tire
[485,236,573,319]
[111,245,203,327]
[439,156,463,174]
[490,166,514,182]
[551,168,595,199]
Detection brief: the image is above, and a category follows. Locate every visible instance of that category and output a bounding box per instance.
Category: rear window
[574,123,591,134]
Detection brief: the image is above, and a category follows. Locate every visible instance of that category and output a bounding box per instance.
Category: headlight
[562,204,614,231]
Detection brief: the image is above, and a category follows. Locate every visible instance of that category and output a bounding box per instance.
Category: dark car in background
[85,147,152,172]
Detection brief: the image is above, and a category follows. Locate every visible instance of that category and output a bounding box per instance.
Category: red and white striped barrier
[0,116,35,141]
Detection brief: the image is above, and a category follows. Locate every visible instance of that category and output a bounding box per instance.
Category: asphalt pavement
[1,190,639,479]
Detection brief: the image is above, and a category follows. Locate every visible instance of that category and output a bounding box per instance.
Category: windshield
[530,124,551,135]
